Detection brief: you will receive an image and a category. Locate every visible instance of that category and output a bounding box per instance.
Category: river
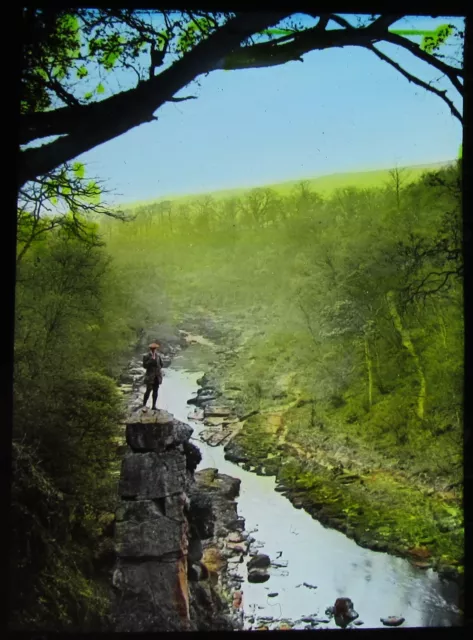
[155,361,462,629]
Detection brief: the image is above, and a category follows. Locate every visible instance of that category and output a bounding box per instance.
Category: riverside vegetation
[12,160,463,628]
[103,161,464,578]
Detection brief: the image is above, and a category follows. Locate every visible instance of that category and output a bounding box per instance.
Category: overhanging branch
[168,95,197,102]
[19,11,292,187]
[369,44,462,123]
[383,31,463,92]
[19,11,464,188]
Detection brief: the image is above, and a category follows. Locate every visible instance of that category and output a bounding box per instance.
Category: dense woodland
[105,162,463,467]
[12,158,463,628]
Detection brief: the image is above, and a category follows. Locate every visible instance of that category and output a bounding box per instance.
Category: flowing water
[154,362,462,629]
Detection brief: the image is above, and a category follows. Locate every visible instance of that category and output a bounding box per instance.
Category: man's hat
[149,342,159,349]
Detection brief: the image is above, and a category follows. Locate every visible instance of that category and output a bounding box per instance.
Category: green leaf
[84,92,93,100]
[103,52,119,70]
[76,66,88,79]
[96,83,105,94]
[86,181,101,205]
[390,25,454,53]
[89,37,104,57]
[52,65,67,81]
[458,144,462,159]
[72,162,85,179]
[421,24,454,53]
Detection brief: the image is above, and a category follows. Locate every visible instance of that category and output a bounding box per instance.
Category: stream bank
[112,331,463,628]
[176,330,464,591]
[159,363,463,628]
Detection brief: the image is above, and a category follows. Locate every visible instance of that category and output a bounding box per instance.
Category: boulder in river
[380,616,405,627]
[248,554,271,570]
[248,568,270,583]
[326,598,359,628]
[224,442,249,464]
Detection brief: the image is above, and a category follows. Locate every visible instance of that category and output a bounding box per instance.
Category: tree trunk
[386,290,426,420]
[364,334,373,410]
[430,299,448,348]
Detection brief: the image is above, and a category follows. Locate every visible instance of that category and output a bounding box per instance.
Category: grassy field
[118,160,453,210]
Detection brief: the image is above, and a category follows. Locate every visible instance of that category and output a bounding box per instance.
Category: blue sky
[76,14,464,205]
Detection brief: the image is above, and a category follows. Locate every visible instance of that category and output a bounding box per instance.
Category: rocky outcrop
[109,411,232,632]
[111,409,239,632]
[187,468,249,631]
[111,411,192,632]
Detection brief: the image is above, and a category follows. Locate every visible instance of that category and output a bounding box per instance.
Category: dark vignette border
[5,1,472,639]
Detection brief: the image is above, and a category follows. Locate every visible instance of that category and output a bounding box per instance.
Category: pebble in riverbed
[303,582,317,590]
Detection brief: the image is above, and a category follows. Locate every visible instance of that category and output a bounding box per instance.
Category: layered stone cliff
[111,409,242,631]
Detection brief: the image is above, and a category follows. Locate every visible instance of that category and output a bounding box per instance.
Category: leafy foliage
[11,225,136,630]
[105,161,463,490]
[17,162,128,264]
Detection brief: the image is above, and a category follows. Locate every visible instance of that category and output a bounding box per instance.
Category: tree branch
[47,77,81,108]
[215,20,464,104]
[19,11,464,187]
[383,30,464,91]
[368,44,462,122]
[19,11,291,187]
[325,14,355,29]
[216,26,382,70]
[168,95,197,102]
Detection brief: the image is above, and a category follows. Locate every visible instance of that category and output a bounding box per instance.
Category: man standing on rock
[142,342,164,411]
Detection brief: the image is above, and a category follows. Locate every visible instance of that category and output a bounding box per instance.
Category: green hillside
[119,160,454,210]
